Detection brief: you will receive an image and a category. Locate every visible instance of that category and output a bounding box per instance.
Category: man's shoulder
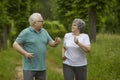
[19,27,30,35]
[41,28,47,31]
[41,28,48,33]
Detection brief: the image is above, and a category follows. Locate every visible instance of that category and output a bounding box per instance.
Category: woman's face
[71,23,79,33]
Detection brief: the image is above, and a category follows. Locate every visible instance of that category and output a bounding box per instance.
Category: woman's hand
[62,56,67,61]
[74,36,78,44]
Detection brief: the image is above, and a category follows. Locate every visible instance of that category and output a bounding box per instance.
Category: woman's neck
[72,31,80,36]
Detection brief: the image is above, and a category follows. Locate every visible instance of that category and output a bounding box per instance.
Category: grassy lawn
[0,34,120,80]
[87,34,120,80]
[0,48,21,80]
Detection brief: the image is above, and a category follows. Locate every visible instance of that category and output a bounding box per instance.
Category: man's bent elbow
[12,41,17,48]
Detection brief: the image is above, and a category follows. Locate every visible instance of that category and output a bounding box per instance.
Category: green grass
[87,34,120,80]
[0,48,21,80]
[46,67,63,80]
[46,42,63,68]
[46,41,63,80]
[0,34,120,80]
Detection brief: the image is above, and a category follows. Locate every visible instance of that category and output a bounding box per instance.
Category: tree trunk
[0,37,3,49]
[0,29,4,49]
[3,26,8,49]
[88,6,96,42]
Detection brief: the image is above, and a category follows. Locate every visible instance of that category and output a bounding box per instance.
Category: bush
[43,20,67,38]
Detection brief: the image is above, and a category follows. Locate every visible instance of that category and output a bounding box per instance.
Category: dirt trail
[15,61,62,80]
[46,59,63,75]
[14,62,23,80]
[15,66,23,80]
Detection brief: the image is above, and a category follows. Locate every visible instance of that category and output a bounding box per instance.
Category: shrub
[43,20,67,38]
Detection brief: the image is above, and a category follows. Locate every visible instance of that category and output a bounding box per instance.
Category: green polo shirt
[16,26,52,71]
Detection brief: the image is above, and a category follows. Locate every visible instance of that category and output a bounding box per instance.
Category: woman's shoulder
[81,33,88,36]
[65,32,72,36]
[80,33,89,38]
[64,32,72,38]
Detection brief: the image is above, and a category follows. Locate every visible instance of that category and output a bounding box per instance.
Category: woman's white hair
[73,18,85,33]
[28,13,42,26]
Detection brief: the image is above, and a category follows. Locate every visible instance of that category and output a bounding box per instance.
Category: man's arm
[48,37,61,47]
[13,41,33,59]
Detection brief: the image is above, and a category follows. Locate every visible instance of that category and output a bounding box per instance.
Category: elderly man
[13,13,61,80]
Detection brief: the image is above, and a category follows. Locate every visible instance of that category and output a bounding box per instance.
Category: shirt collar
[29,26,42,33]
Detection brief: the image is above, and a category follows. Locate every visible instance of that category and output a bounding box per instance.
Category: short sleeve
[44,29,52,42]
[15,30,27,44]
[63,34,67,47]
[63,33,70,47]
[84,35,90,45]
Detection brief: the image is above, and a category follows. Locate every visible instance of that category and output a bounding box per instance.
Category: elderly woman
[62,18,91,80]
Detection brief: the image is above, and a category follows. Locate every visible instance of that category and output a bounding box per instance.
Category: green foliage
[7,0,31,44]
[43,20,67,38]
[31,0,53,20]
[56,0,88,31]
[0,0,120,49]
[50,0,58,20]
[0,0,11,49]
[105,0,120,34]
[0,0,10,28]
[55,0,120,35]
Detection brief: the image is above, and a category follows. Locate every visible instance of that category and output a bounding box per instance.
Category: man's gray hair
[28,13,41,26]
[73,18,85,33]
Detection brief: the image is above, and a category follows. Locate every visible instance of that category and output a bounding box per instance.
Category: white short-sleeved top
[63,33,90,66]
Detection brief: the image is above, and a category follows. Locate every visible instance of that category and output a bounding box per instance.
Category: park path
[14,63,23,80]
[14,60,62,80]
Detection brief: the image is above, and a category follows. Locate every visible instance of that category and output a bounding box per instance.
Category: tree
[88,5,96,42]
[30,0,53,20]
[0,0,10,49]
[88,0,108,42]
[55,0,111,42]
[105,0,120,34]
[7,0,31,44]
[55,0,88,31]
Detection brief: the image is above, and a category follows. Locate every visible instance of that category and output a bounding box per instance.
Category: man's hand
[48,37,61,47]
[54,37,61,46]
[24,53,34,59]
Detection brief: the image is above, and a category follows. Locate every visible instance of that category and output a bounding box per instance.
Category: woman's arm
[62,47,67,60]
[74,37,91,53]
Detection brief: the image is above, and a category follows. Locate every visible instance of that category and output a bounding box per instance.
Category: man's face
[35,16,44,30]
